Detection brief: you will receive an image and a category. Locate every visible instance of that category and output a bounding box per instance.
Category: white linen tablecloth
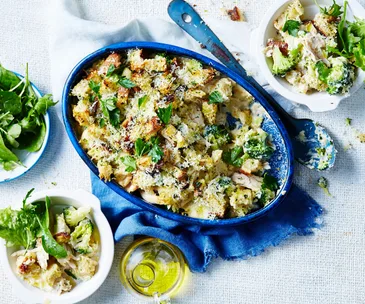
[1,0,365,303]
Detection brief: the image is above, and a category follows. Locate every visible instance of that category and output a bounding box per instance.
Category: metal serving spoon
[168,0,336,171]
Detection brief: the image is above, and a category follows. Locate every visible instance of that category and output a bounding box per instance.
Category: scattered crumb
[345,118,352,126]
[193,4,197,7]
[358,133,365,143]
[236,58,241,62]
[343,143,353,151]
[200,43,206,49]
[51,182,57,186]
[227,6,244,21]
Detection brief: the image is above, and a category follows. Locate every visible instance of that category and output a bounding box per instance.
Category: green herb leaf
[148,143,164,163]
[282,20,301,37]
[119,77,136,89]
[135,138,151,157]
[106,64,116,77]
[208,91,224,104]
[345,117,352,126]
[157,104,172,125]
[315,0,342,17]
[315,61,331,83]
[89,80,101,93]
[109,108,121,127]
[99,118,105,128]
[121,156,137,172]
[65,269,77,280]
[104,97,117,111]
[138,95,148,108]
[223,146,244,167]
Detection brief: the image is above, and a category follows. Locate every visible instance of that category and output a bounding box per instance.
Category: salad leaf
[354,39,365,70]
[0,91,22,115]
[0,133,19,168]
[119,77,136,89]
[282,20,300,37]
[21,121,46,152]
[208,91,224,104]
[121,156,137,172]
[157,104,172,125]
[349,17,365,39]
[0,65,23,92]
[36,196,67,259]
[34,94,57,115]
[0,189,39,248]
[337,1,348,52]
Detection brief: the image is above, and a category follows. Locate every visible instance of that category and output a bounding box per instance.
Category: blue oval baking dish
[62,41,294,227]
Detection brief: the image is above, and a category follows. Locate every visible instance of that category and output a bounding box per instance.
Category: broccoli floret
[70,219,94,254]
[64,206,91,227]
[317,177,332,196]
[326,57,355,95]
[203,125,232,150]
[271,45,301,76]
[244,130,274,159]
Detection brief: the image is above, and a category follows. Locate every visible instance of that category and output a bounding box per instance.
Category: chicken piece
[240,159,263,175]
[232,172,263,191]
[35,238,49,270]
[98,53,122,75]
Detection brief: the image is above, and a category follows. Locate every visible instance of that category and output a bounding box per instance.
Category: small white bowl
[255,0,365,112]
[0,189,114,304]
[0,77,50,183]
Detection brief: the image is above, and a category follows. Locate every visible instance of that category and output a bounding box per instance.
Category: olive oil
[120,238,186,302]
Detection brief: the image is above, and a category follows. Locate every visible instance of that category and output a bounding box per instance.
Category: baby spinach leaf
[119,77,136,89]
[0,91,22,115]
[282,20,301,37]
[0,65,23,92]
[0,133,18,164]
[17,121,46,152]
[157,104,172,125]
[121,156,137,172]
[34,94,57,115]
[208,91,224,104]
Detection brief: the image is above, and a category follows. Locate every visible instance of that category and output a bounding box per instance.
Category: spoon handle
[167,0,295,130]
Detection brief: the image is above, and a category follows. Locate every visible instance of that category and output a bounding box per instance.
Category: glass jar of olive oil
[120,238,187,303]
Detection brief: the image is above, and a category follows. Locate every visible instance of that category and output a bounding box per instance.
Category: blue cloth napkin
[91,173,322,273]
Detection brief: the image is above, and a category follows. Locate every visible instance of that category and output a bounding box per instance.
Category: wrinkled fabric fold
[92,173,322,272]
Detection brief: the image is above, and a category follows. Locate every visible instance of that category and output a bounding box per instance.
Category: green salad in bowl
[0,64,56,182]
[264,0,365,96]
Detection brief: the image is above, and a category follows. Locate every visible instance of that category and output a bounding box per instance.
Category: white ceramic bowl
[0,77,50,183]
[0,189,114,304]
[255,0,365,112]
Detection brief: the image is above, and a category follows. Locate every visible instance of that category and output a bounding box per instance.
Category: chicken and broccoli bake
[265,0,359,95]
[5,199,99,294]
[71,49,280,220]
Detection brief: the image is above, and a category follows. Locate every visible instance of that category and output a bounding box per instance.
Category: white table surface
[1,0,365,303]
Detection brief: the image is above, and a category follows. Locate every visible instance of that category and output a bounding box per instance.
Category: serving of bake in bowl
[62,42,294,227]
[0,189,114,304]
[255,0,365,112]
